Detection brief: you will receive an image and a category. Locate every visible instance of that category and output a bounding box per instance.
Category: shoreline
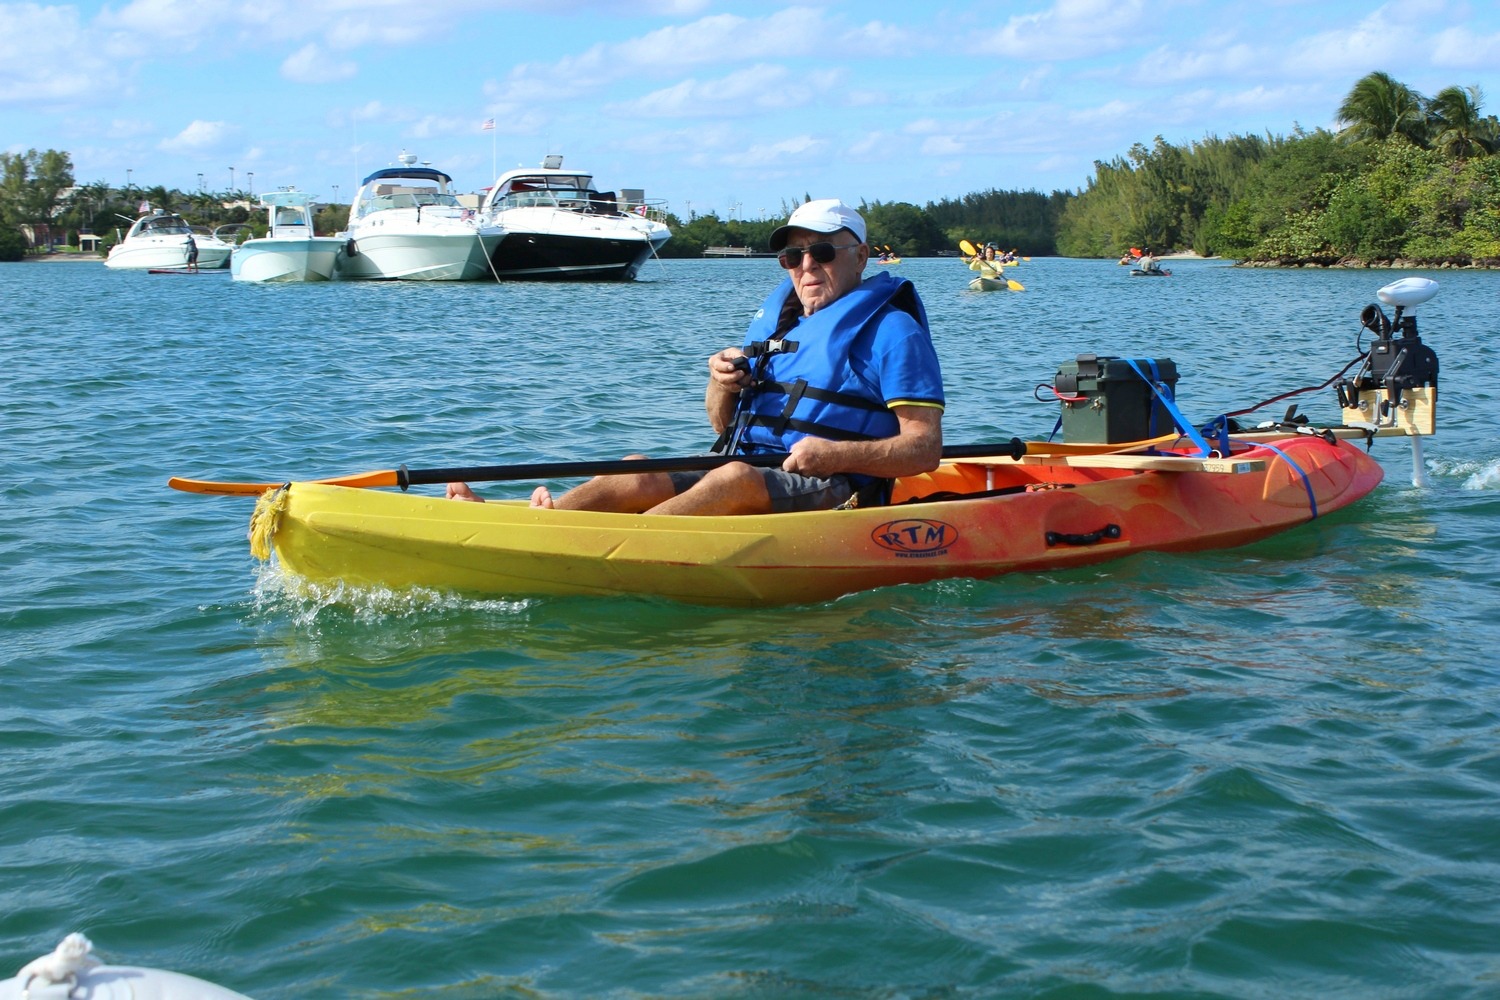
[17,253,104,262]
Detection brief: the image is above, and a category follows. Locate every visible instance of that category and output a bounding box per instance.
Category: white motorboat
[335,153,502,281]
[231,191,342,282]
[103,210,235,270]
[479,155,670,280]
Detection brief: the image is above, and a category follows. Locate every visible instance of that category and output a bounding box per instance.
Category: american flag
[481,118,495,131]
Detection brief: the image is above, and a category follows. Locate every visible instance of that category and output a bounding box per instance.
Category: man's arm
[781,404,943,479]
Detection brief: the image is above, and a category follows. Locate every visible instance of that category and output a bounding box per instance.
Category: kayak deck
[255,435,1385,606]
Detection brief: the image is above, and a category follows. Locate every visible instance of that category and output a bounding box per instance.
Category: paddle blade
[1007,278,1025,291]
[168,469,399,495]
[959,239,977,256]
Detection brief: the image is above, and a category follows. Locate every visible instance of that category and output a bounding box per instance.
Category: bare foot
[447,482,485,503]
[530,486,555,509]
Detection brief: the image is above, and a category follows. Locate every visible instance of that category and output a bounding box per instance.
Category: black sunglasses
[777,241,861,269]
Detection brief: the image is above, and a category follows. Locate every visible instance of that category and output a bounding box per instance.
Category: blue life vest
[727,271,934,456]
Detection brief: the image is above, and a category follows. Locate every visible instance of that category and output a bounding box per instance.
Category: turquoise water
[3,256,1498,998]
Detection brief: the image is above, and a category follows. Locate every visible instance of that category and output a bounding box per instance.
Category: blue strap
[1254,441,1319,519]
[1200,413,1232,454]
[1124,357,1212,455]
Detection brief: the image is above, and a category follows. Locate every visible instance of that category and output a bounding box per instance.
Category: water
[3,256,1498,998]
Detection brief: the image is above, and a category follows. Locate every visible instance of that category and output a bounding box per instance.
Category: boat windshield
[139,216,190,235]
[355,186,462,218]
[494,174,597,210]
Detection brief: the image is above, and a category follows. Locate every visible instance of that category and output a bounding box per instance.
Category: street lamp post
[229,167,235,192]
[247,172,254,197]
[126,168,132,199]
[197,173,204,192]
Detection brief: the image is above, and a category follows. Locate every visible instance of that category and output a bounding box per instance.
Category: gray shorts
[668,468,855,513]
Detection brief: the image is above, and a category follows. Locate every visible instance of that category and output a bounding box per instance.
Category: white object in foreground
[3,933,254,1000]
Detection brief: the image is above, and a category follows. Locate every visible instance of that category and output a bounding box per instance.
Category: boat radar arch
[398,151,419,167]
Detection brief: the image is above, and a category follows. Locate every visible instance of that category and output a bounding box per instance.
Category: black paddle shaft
[393,439,1026,490]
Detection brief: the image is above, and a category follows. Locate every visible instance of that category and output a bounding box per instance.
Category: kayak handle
[1045,524,1122,547]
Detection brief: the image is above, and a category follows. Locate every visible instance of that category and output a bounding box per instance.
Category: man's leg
[534,456,679,512]
[647,463,773,515]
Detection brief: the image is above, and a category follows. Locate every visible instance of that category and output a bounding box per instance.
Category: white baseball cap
[769,199,867,251]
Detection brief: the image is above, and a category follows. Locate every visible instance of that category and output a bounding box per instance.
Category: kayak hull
[257,436,1385,606]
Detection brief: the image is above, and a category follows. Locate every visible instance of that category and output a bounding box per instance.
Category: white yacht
[335,153,502,281]
[480,155,670,280]
[103,211,235,270]
[231,191,343,282]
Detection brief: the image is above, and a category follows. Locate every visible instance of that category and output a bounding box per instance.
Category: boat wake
[251,562,530,624]
[1428,456,1500,490]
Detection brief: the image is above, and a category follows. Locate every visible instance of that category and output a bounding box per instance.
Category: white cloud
[488,7,841,106]
[1137,41,1259,83]
[1430,25,1500,68]
[323,15,434,51]
[282,43,358,84]
[840,18,924,58]
[158,120,232,153]
[920,135,966,157]
[1277,4,1418,78]
[609,65,842,118]
[974,0,1163,60]
[1067,98,1137,129]
[0,3,121,103]
[410,114,474,139]
[96,0,228,44]
[735,135,824,168]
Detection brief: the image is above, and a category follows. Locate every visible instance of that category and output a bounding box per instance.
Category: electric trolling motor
[1337,276,1441,486]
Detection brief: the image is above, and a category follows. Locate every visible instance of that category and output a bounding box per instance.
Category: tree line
[1055,73,1500,263]
[6,72,1496,264]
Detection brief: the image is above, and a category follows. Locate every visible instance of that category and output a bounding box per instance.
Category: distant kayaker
[1138,247,1159,274]
[447,199,945,515]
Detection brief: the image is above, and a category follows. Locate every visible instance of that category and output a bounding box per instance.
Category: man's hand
[783,406,943,480]
[708,349,751,393]
[782,435,841,478]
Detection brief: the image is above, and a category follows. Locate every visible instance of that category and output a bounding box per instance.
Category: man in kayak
[448,198,945,515]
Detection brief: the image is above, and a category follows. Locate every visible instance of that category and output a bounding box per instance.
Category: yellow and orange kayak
[250,435,1385,606]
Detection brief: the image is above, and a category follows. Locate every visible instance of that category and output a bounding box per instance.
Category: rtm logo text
[871,519,956,557]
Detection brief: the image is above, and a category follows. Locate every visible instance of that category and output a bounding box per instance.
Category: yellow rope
[248,486,289,560]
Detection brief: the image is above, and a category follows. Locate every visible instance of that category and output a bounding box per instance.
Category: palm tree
[69,180,112,235]
[1337,71,1428,146]
[140,184,173,214]
[1427,84,1497,161]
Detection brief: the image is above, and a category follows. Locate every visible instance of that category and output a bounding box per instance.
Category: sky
[3,0,1499,221]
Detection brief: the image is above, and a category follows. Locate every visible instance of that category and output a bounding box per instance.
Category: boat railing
[622,198,671,224]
